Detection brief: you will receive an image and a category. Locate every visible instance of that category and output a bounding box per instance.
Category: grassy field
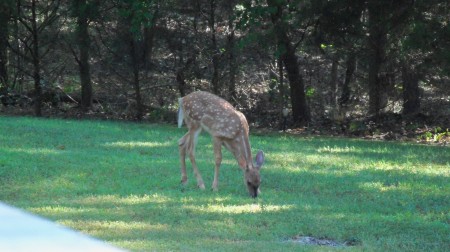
[0,116,449,251]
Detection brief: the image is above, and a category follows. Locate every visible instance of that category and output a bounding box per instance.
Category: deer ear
[255,150,265,169]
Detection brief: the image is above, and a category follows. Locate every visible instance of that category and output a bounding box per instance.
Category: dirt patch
[291,235,359,247]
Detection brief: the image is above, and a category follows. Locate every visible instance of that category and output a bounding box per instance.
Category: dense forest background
[0,0,449,140]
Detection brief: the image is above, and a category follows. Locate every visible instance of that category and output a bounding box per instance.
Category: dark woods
[0,0,448,135]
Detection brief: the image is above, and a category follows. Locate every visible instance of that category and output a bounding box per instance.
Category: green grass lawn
[0,116,449,251]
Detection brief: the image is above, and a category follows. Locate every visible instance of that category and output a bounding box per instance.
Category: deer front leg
[212,137,223,191]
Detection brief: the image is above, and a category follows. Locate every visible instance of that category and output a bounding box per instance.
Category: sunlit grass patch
[60,220,169,235]
[5,147,62,155]
[78,194,172,205]
[30,205,101,217]
[317,145,356,153]
[104,141,171,148]
[184,203,295,214]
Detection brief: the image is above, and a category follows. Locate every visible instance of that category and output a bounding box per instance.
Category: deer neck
[230,132,255,170]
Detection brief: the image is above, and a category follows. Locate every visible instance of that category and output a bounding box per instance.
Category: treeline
[0,0,448,126]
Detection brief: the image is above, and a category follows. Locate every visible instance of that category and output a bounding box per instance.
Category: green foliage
[0,116,449,251]
[399,1,450,75]
[0,0,14,16]
[320,43,332,49]
[305,86,315,97]
[418,127,450,143]
[235,2,276,51]
[70,0,100,20]
[147,104,177,122]
[118,0,158,38]
[235,2,272,29]
[349,121,367,134]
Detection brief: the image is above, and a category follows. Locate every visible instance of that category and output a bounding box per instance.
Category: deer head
[244,150,265,197]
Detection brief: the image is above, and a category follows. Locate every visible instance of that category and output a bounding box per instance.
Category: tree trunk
[130,37,143,121]
[176,69,186,97]
[282,45,310,125]
[209,0,219,94]
[13,0,23,92]
[339,54,356,107]
[367,3,388,117]
[0,1,10,94]
[143,10,158,70]
[278,56,286,106]
[226,0,236,101]
[75,0,92,111]
[31,0,42,116]
[227,24,236,101]
[329,57,338,107]
[143,26,155,70]
[402,64,420,115]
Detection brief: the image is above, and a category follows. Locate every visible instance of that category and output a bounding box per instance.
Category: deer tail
[177,98,184,128]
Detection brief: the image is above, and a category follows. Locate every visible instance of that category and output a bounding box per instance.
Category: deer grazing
[178,91,265,198]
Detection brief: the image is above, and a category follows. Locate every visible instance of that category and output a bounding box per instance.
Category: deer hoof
[212,182,219,191]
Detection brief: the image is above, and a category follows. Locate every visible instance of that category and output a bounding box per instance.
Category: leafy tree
[268,0,311,124]
[12,0,61,116]
[399,0,450,115]
[312,0,365,111]
[237,0,311,125]
[116,0,160,120]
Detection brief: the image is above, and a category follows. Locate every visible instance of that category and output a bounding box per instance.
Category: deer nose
[251,187,259,198]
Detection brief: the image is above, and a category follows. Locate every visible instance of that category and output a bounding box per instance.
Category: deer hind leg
[212,137,223,191]
[189,128,205,189]
[186,126,205,189]
[179,127,205,189]
[178,133,189,185]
